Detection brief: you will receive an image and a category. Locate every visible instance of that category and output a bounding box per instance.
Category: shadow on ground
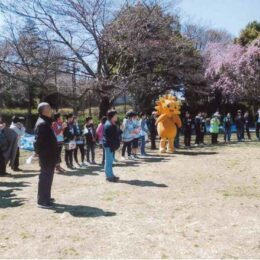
[119,179,168,188]
[58,166,102,177]
[175,150,218,156]
[0,181,28,208]
[50,203,116,218]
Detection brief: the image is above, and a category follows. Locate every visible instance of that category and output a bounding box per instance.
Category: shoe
[12,168,23,172]
[92,161,97,165]
[0,173,11,177]
[106,176,119,183]
[130,155,137,160]
[37,203,53,209]
[121,156,126,161]
[50,198,55,203]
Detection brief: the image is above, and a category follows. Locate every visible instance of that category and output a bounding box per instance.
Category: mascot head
[155,95,181,116]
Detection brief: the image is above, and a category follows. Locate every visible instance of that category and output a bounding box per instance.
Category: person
[103,110,120,182]
[73,116,86,167]
[63,114,77,169]
[223,113,233,143]
[148,112,157,150]
[139,112,148,156]
[235,110,244,141]
[256,108,260,140]
[96,116,107,165]
[0,119,8,177]
[201,113,207,145]
[210,112,220,144]
[34,102,58,208]
[84,117,96,164]
[10,116,25,171]
[183,111,192,148]
[131,112,141,158]
[121,111,135,160]
[194,112,203,146]
[244,111,251,140]
[52,113,66,173]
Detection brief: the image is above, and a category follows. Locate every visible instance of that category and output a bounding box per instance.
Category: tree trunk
[26,86,33,130]
[99,96,110,119]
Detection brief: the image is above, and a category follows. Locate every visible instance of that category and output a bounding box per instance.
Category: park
[0,0,260,259]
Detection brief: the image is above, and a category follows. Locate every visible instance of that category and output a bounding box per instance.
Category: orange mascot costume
[155,95,182,153]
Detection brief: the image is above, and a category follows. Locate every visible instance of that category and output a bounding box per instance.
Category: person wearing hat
[210,112,220,144]
[10,116,26,171]
[235,110,244,142]
[34,102,58,208]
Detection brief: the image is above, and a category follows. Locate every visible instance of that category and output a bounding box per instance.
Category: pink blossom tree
[204,39,260,110]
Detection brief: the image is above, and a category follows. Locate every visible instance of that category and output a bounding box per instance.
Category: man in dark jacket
[148,112,157,150]
[103,110,120,182]
[183,111,192,148]
[34,102,58,208]
[235,110,244,141]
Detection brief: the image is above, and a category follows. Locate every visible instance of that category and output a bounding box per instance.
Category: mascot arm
[156,114,168,125]
[174,115,182,128]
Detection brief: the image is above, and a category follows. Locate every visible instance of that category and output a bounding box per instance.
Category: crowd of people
[0,103,260,208]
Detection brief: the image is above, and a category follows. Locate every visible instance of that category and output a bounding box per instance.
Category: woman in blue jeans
[103,110,121,182]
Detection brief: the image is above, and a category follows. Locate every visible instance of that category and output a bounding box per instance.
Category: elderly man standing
[34,102,58,209]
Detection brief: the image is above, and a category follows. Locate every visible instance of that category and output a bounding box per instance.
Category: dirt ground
[0,137,260,259]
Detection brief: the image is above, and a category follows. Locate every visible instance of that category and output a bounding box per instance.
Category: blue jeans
[224,128,232,142]
[140,136,146,155]
[104,147,115,179]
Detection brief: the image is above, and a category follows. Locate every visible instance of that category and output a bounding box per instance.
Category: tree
[0,18,62,127]
[236,21,260,46]
[104,2,205,111]
[204,39,260,111]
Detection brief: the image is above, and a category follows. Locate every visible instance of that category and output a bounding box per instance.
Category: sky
[178,0,260,36]
[0,0,260,37]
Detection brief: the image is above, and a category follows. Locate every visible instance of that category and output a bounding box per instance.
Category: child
[183,111,192,148]
[96,116,107,165]
[210,113,220,144]
[223,113,233,143]
[10,116,25,171]
[63,114,77,169]
[131,112,141,158]
[103,110,120,182]
[73,116,86,167]
[139,112,148,156]
[244,111,251,140]
[121,111,135,160]
[52,113,66,172]
[84,117,96,164]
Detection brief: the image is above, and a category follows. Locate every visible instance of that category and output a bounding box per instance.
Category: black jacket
[34,116,58,166]
[183,117,192,132]
[84,124,96,145]
[103,121,120,152]
[63,123,76,143]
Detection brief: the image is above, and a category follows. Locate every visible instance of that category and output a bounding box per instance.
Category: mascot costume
[155,95,182,153]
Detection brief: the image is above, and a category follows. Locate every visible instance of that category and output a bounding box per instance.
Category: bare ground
[0,139,260,259]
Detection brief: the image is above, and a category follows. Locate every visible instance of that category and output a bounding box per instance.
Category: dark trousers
[184,130,191,147]
[102,146,105,164]
[237,127,244,141]
[150,134,156,149]
[245,125,251,139]
[256,123,260,139]
[195,130,201,144]
[122,141,132,157]
[38,162,55,204]
[0,151,6,176]
[13,147,20,170]
[211,133,218,144]
[86,143,95,162]
[56,145,63,164]
[65,149,74,167]
[74,144,85,164]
